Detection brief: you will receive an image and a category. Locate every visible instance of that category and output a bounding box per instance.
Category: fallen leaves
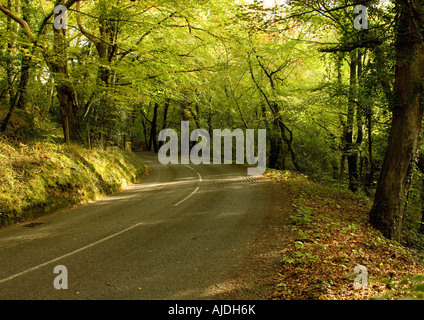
[266,171,424,300]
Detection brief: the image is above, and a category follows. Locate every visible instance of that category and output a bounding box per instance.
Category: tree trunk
[5,0,18,106]
[275,113,301,172]
[0,0,80,141]
[335,54,346,182]
[339,115,347,182]
[55,81,79,142]
[1,87,19,133]
[268,122,282,169]
[208,101,213,135]
[417,154,424,234]
[248,54,302,172]
[346,50,359,192]
[16,0,30,110]
[1,61,31,133]
[148,103,159,153]
[158,100,170,149]
[16,55,31,110]
[369,0,424,241]
[1,0,30,133]
[364,103,376,195]
[141,118,149,151]
[50,8,79,142]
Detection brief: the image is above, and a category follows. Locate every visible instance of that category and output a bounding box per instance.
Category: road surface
[0,152,291,300]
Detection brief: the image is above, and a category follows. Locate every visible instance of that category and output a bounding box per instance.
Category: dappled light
[1,0,424,305]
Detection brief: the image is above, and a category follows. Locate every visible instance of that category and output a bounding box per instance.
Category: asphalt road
[0,152,290,300]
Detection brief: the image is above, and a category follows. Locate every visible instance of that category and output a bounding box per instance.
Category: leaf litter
[265,170,424,300]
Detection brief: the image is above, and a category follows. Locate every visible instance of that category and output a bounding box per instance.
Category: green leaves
[409,275,424,285]
[290,206,312,224]
[371,274,424,300]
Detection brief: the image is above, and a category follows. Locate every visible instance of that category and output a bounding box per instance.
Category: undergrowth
[0,138,145,227]
[265,168,424,300]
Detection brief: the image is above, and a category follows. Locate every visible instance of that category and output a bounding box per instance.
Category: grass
[0,138,145,227]
[265,168,424,300]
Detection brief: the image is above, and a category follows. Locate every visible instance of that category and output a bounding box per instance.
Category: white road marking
[172,165,202,207]
[0,222,145,285]
[0,164,203,284]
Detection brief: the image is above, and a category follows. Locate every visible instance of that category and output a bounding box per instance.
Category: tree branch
[0,4,34,41]
[76,0,100,47]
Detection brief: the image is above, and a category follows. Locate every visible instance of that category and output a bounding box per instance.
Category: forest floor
[265,170,424,300]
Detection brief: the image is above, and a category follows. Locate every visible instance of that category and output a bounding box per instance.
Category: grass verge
[265,169,424,300]
[0,139,145,227]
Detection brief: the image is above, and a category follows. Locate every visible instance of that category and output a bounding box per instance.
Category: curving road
[0,152,290,300]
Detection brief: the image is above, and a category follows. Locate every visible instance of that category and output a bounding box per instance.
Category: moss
[0,140,145,227]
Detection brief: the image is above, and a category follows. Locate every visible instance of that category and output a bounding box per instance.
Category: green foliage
[290,206,312,224]
[372,275,424,300]
[0,0,422,242]
[281,240,320,267]
[0,139,145,226]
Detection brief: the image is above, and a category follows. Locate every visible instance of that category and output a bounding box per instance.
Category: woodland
[1,0,424,294]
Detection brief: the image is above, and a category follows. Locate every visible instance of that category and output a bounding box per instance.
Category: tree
[0,0,81,142]
[369,0,424,241]
[1,0,34,133]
